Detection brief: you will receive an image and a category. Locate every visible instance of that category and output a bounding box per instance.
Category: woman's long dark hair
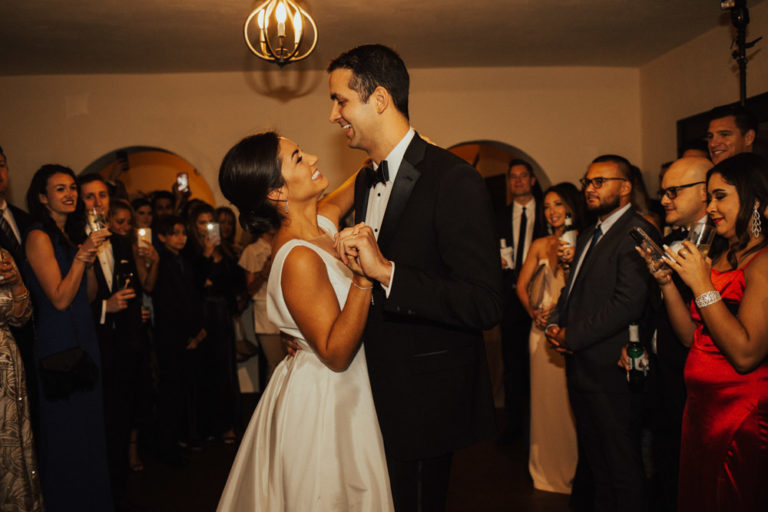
[707,153,768,269]
[543,182,587,233]
[25,164,86,247]
[186,201,215,255]
[218,132,285,238]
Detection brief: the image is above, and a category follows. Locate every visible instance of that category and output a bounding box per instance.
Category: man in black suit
[0,145,39,431]
[330,45,503,511]
[79,174,144,511]
[648,156,710,511]
[546,155,659,512]
[495,159,547,439]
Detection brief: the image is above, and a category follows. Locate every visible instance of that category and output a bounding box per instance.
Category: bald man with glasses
[646,156,711,511]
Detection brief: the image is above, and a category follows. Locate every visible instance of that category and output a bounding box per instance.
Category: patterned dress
[0,284,43,511]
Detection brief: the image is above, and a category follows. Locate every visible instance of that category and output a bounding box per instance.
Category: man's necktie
[580,224,603,266]
[366,160,389,188]
[0,209,21,258]
[515,206,527,269]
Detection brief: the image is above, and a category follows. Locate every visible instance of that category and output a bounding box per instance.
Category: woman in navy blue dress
[23,165,113,511]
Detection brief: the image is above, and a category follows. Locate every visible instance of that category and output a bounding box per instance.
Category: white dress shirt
[0,199,22,244]
[511,197,536,269]
[364,127,416,295]
[86,225,114,324]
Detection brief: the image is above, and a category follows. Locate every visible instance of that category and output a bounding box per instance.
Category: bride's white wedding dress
[217,217,394,512]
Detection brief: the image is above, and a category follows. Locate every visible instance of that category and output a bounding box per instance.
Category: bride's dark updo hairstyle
[218,132,286,237]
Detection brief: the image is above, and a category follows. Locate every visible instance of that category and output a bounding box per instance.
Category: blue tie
[581,224,603,264]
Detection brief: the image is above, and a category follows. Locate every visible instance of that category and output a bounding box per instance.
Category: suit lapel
[353,171,370,224]
[376,135,425,250]
[570,208,635,297]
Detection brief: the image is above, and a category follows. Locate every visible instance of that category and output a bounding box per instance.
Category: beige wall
[640,1,768,192]
[2,2,765,210]
[0,66,640,207]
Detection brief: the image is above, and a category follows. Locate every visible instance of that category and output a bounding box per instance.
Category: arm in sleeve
[385,164,503,330]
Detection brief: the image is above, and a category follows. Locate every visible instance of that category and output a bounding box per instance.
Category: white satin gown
[217,217,394,511]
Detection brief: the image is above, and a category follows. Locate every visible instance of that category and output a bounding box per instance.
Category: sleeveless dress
[22,225,112,511]
[217,217,393,511]
[527,258,578,493]
[678,248,768,512]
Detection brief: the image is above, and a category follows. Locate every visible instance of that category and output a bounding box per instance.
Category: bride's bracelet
[352,281,373,291]
[694,290,721,308]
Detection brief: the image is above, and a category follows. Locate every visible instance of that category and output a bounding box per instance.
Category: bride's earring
[752,202,762,238]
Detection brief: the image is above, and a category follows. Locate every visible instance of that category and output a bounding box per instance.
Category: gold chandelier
[244,0,318,66]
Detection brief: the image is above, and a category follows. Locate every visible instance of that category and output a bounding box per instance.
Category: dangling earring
[751,203,762,238]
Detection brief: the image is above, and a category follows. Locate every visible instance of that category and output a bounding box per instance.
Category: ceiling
[0,0,761,76]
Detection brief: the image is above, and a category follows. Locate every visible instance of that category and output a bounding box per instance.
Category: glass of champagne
[687,221,716,257]
[87,208,107,233]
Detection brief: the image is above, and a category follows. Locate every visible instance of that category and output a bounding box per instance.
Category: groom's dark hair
[328,44,410,120]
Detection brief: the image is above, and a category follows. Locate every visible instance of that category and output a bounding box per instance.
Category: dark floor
[127,408,571,511]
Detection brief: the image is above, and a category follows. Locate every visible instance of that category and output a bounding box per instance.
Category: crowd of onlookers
[0,147,277,511]
[496,103,767,512]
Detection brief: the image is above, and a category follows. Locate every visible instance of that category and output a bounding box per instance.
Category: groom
[331,45,503,511]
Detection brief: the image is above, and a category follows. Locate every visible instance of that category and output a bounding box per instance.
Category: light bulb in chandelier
[244,0,318,66]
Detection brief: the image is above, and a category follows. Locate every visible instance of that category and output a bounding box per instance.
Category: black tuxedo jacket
[0,204,33,265]
[91,234,143,371]
[555,207,659,393]
[353,133,503,460]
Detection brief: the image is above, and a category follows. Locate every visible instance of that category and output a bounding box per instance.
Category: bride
[216,132,394,511]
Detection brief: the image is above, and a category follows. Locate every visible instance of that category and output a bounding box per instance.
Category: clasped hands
[333,222,392,285]
[544,325,572,355]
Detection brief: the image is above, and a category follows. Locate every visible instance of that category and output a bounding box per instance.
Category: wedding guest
[495,159,547,441]
[151,190,174,219]
[635,152,768,512]
[0,145,38,435]
[216,206,243,259]
[131,197,153,229]
[153,214,206,462]
[23,164,112,511]
[648,156,711,511]
[515,182,584,494]
[185,202,243,444]
[706,104,757,165]
[546,154,660,512]
[238,230,283,382]
[0,248,43,512]
[108,198,157,475]
[79,174,145,511]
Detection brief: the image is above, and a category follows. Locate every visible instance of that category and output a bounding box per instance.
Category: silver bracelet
[695,290,721,308]
[352,282,373,291]
[12,293,29,303]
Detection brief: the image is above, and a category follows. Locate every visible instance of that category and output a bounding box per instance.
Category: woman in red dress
[642,153,768,512]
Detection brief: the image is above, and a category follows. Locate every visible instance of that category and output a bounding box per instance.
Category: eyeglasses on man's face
[579,177,627,190]
[658,181,705,200]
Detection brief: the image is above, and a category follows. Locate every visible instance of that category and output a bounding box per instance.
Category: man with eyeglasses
[546,154,659,512]
[646,156,711,511]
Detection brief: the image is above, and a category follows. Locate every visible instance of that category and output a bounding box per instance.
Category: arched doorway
[81,146,215,206]
[448,140,549,216]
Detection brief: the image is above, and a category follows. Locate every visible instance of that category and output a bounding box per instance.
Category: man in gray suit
[546,154,659,512]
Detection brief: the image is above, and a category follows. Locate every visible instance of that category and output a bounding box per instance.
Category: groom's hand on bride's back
[281,332,300,357]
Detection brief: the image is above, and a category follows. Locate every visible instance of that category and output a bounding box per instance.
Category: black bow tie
[366,160,389,188]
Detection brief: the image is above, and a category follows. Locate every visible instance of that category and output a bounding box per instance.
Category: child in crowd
[152,215,207,460]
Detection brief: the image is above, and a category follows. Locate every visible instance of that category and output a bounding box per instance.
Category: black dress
[22,224,112,511]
